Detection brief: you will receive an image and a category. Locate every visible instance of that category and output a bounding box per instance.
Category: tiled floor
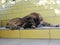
[0,39,60,45]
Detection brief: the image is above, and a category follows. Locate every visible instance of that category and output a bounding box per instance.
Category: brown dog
[6,18,25,29]
[6,12,59,30]
[23,12,59,28]
[23,12,43,27]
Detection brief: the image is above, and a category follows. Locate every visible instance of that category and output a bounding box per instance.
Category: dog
[6,12,59,30]
[6,18,25,30]
[23,12,43,27]
[23,12,59,28]
[22,17,36,29]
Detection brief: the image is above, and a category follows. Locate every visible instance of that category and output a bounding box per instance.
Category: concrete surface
[0,39,60,45]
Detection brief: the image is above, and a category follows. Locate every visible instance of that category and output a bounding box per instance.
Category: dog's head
[22,17,36,29]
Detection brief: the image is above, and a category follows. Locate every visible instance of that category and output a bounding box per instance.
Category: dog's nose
[31,25,35,28]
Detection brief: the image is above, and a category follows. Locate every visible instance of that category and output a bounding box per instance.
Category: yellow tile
[50,29,60,39]
[0,29,49,38]
[44,17,55,24]
[0,30,19,38]
[54,17,60,24]
[19,29,49,38]
[2,20,9,27]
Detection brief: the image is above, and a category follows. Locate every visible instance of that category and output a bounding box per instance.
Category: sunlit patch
[44,6,53,9]
[2,4,5,8]
[49,0,56,5]
[1,0,6,3]
[9,1,15,4]
[44,6,48,9]
[56,0,60,5]
[54,9,60,15]
[49,7,53,9]
[24,0,28,1]
[37,0,46,5]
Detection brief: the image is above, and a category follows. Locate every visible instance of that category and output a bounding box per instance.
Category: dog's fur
[23,12,59,28]
[6,12,59,29]
[23,12,43,27]
[22,17,36,29]
[6,18,25,29]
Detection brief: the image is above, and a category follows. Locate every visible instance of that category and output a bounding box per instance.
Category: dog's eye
[28,21,31,23]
